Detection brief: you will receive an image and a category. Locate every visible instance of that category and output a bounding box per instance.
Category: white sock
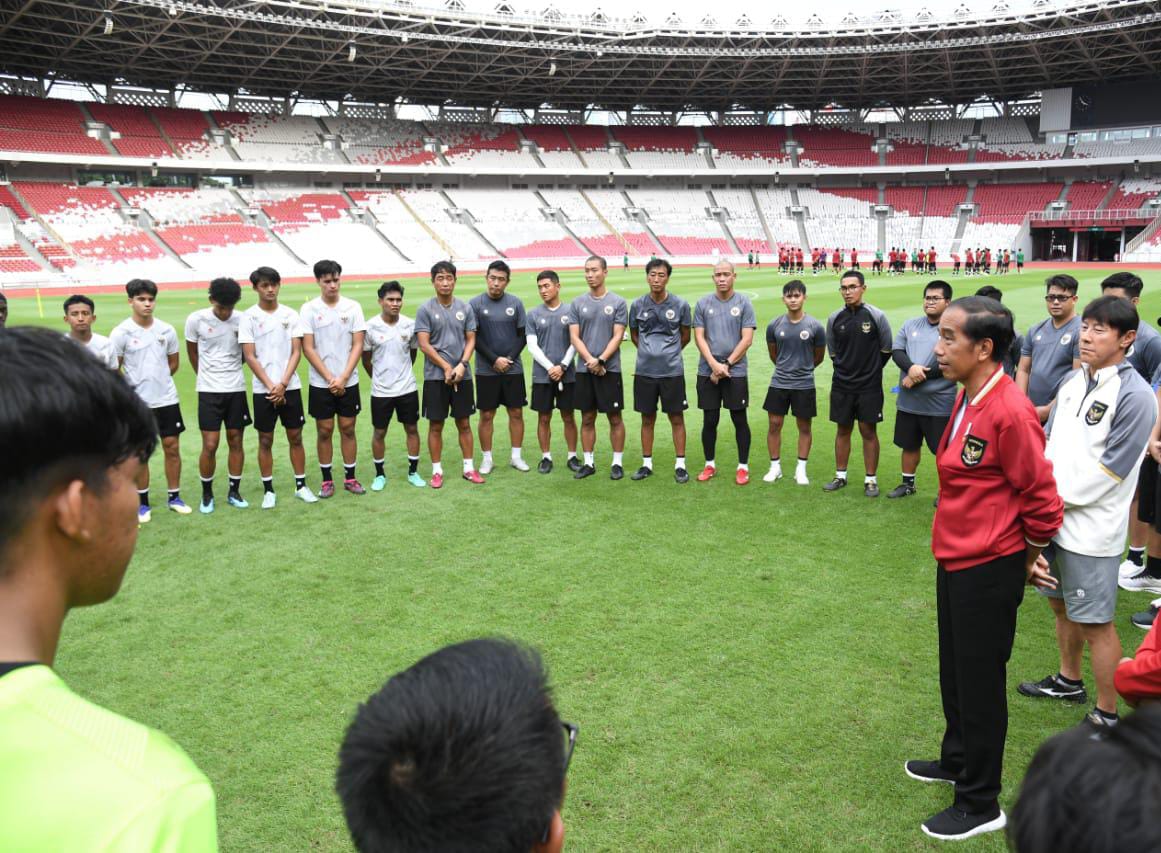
[835,469,847,480]
[482,450,493,465]
[738,462,748,472]
[705,459,716,469]
[643,456,653,470]
[511,447,523,462]
[584,451,594,466]
[796,458,807,474]
[463,459,475,474]
[865,474,877,484]
[675,456,685,470]
[542,452,552,460]
[612,451,623,466]
[432,462,443,476]
[568,451,578,460]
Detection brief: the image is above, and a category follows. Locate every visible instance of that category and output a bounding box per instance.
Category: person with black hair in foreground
[336,638,576,853]
[0,327,217,849]
[905,296,1062,842]
[1007,706,1161,852]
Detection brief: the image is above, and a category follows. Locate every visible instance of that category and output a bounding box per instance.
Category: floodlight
[103,15,114,35]
[348,42,357,62]
[549,61,557,76]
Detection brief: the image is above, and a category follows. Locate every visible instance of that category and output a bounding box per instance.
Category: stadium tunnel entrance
[1032,225,1144,262]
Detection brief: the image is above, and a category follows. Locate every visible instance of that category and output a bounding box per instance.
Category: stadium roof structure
[3,0,1161,112]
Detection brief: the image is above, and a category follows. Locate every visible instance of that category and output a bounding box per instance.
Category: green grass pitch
[7,264,1160,850]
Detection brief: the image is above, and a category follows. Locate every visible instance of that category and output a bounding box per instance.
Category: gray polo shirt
[693,291,758,377]
[527,302,576,384]
[629,292,691,379]
[1022,315,1081,406]
[469,291,526,377]
[566,290,629,374]
[893,315,956,416]
[414,297,478,382]
[766,314,826,390]
[1129,320,1161,385]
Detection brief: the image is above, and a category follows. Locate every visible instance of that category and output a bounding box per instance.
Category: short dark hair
[1008,706,1161,853]
[125,278,158,298]
[840,269,865,286]
[430,260,457,281]
[585,254,607,270]
[249,266,281,287]
[314,259,342,280]
[336,638,566,853]
[0,328,157,559]
[645,257,672,276]
[1101,271,1144,299]
[974,285,1003,302]
[486,260,511,280]
[783,280,806,296]
[925,280,953,301]
[208,277,242,307]
[63,294,96,313]
[377,281,403,299]
[1082,295,1140,336]
[1045,274,1079,296]
[950,295,1014,363]
[536,270,560,285]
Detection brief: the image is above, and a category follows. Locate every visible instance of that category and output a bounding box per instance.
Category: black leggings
[701,408,751,464]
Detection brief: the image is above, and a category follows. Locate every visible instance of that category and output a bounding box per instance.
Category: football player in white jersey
[62,294,117,369]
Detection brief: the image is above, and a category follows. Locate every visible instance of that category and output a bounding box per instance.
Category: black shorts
[475,373,528,411]
[152,403,186,438]
[371,391,420,428]
[530,381,576,413]
[197,391,251,432]
[574,371,624,414]
[634,375,688,415]
[696,375,749,411]
[308,384,362,421]
[763,387,817,418]
[1137,457,1161,528]
[252,389,306,433]
[829,387,884,426]
[893,410,950,453]
[422,379,476,422]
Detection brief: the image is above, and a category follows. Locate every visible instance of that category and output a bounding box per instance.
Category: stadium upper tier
[2,96,1160,170]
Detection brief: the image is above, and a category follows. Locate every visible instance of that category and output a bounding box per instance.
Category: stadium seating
[884,187,925,214]
[884,122,929,165]
[348,190,449,264]
[155,222,287,270]
[321,115,434,165]
[151,107,227,160]
[88,103,174,158]
[0,95,108,156]
[972,182,1063,223]
[1064,181,1112,210]
[118,187,242,224]
[436,124,533,167]
[0,243,41,273]
[215,112,345,164]
[702,127,791,166]
[612,127,706,169]
[794,126,878,167]
[251,191,350,223]
[522,125,585,167]
[1107,178,1161,211]
[1073,138,1161,159]
[0,185,32,220]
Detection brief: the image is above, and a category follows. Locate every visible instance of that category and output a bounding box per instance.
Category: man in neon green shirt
[0,327,217,851]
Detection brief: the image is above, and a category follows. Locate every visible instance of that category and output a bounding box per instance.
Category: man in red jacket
[905,295,1062,842]
[1116,619,1161,708]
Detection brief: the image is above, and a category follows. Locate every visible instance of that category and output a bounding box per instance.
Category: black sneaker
[573,464,595,480]
[566,456,582,473]
[1017,673,1088,703]
[1082,707,1119,731]
[675,467,689,484]
[903,760,957,785]
[610,464,624,480]
[822,477,847,492]
[537,458,553,475]
[864,482,880,498]
[1131,600,1159,630]
[921,806,1006,841]
[630,466,653,481]
[887,481,916,499]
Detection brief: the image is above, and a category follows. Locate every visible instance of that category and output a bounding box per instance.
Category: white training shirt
[184,308,246,394]
[364,314,418,398]
[237,304,304,394]
[110,317,181,408]
[299,296,366,389]
[66,332,118,370]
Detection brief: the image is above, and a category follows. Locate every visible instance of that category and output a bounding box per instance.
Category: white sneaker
[510,457,530,472]
[261,491,277,509]
[479,458,494,475]
[1120,558,1145,580]
[295,486,319,504]
[795,470,810,486]
[1119,569,1161,594]
[762,467,783,483]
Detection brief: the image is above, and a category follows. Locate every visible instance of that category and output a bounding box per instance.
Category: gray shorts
[1037,542,1119,623]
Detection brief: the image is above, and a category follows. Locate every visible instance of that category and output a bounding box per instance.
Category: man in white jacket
[1017,296,1158,730]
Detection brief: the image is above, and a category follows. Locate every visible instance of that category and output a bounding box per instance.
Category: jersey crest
[1060,334,1072,346]
[455,311,465,321]
[603,305,614,316]
[505,307,515,316]
[961,434,988,467]
[730,306,741,317]
[861,321,872,334]
[1085,400,1109,426]
[799,329,810,340]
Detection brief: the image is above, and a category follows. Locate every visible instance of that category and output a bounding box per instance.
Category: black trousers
[936,551,1025,814]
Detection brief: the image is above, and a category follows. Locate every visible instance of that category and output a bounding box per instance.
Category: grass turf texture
[7,265,1160,850]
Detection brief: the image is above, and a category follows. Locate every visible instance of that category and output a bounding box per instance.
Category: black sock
[1095,707,1119,721]
[295,475,306,490]
[167,489,179,502]
[228,476,241,494]
[201,478,213,501]
[1148,556,1161,579]
[374,460,385,477]
[408,455,419,474]
[903,473,916,485]
[262,478,274,494]
[320,465,333,483]
[344,464,356,480]
[1057,673,1083,687]
[1128,547,1146,567]
[138,489,149,507]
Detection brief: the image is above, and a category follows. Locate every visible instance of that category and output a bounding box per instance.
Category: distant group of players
[764,245,1026,277]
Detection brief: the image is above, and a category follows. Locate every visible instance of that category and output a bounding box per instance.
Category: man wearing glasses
[336,637,576,852]
[1016,274,1082,423]
[824,270,893,497]
[886,281,956,500]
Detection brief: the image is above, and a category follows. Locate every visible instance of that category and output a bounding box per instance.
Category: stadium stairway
[789,186,811,250]
[107,186,191,270]
[438,189,505,257]
[564,130,590,168]
[748,186,780,253]
[705,190,742,254]
[949,184,977,254]
[578,188,630,253]
[7,183,79,271]
[75,104,122,158]
[620,189,666,254]
[1097,179,1120,211]
[341,188,412,262]
[533,190,595,256]
[8,224,54,273]
[393,189,454,258]
[203,112,241,161]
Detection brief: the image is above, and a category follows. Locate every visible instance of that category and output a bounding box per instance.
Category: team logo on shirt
[799,329,811,340]
[1060,334,1072,346]
[604,305,614,316]
[505,307,515,316]
[560,316,569,325]
[665,309,675,320]
[455,311,465,321]
[341,315,351,325]
[281,319,290,329]
[1085,401,1109,426]
[961,435,988,467]
[730,307,741,317]
[483,308,489,315]
[861,321,872,334]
